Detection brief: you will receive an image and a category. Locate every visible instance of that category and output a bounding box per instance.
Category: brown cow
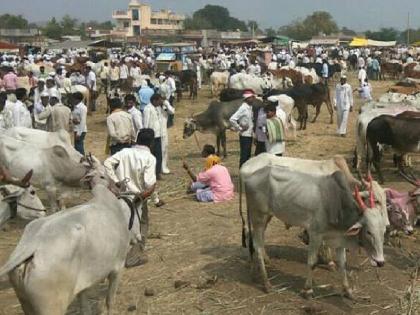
[380,62,403,80]
[404,63,420,79]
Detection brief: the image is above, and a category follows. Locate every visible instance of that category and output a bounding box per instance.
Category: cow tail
[239,176,247,248]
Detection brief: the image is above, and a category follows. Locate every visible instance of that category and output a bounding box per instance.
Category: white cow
[0,184,46,229]
[59,84,90,106]
[0,128,103,211]
[210,71,230,96]
[0,176,142,315]
[229,73,272,95]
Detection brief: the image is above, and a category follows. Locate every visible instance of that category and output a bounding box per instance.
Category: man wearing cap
[229,89,256,167]
[34,90,50,130]
[104,128,157,267]
[11,88,32,128]
[335,76,353,137]
[107,98,136,155]
[37,90,71,132]
[72,92,88,155]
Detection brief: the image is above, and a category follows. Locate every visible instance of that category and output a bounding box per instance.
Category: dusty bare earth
[1,74,420,315]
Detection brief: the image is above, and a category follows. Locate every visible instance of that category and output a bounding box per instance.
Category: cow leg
[216,134,221,156]
[311,104,321,123]
[221,131,227,158]
[105,271,121,315]
[262,216,272,265]
[336,247,353,299]
[252,216,272,293]
[303,233,322,298]
[79,291,91,315]
[46,185,59,213]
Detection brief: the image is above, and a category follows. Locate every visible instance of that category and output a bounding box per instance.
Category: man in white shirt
[125,94,143,135]
[11,88,32,128]
[119,60,129,87]
[71,92,88,154]
[358,67,367,86]
[104,128,157,267]
[143,93,164,179]
[107,98,135,155]
[38,90,71,133]
[85,66,97,112]
[99,62,110,94]
[160,99,175,174]
[165,72,176,127]
[335,76,353,137]
[109,62,120,90]
[229,89,255,167]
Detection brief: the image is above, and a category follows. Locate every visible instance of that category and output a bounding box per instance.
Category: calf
[240,155,387,297]
[210,71,230,96]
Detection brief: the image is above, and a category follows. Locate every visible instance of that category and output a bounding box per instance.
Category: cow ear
[52,145,68,158]
[346,222,363,236]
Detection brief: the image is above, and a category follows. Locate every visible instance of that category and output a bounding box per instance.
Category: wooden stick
[193,132,201,151]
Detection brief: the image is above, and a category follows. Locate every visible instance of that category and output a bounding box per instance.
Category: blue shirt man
[138,84,155,112]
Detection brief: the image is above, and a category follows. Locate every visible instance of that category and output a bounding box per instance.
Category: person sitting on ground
[183,144,234,203]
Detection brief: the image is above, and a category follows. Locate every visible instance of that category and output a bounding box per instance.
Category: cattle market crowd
[0,42,419,314]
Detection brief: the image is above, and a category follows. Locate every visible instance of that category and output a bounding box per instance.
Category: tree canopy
[365,27,399,42]
[184,5,248,31]
[0,14,29,29]
[278,11,338,40]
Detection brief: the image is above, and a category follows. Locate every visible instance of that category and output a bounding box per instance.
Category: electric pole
[407,12,410,46]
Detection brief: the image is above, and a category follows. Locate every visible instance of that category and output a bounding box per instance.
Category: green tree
[184,5,248,31]
[0,14,29,29]
[43,17,63,39]
[265,27,277,37]
[341,26,357,36]
[278,11,338,40]
[365,27,399,41]
[61,14,78,35]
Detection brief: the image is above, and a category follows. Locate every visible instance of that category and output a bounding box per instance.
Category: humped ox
[210,71,230,96]
[0,127,103,211]
[0,170,46,229]
[0,174,142,315]
[229,73,274,95]
[239,154,387,297]
[183,98,264,157]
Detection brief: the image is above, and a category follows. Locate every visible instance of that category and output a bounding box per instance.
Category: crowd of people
[0,43,419,207]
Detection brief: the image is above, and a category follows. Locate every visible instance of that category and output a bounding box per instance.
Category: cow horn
[400,170,420,187]
[354,186,367,211]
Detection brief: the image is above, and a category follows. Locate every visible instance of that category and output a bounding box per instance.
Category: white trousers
[336,108,349,135]
[161,132,170,173]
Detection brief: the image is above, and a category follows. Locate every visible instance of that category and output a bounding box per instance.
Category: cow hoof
[263,283,273,293]
[343,288,353,300]
[301,289,314,299]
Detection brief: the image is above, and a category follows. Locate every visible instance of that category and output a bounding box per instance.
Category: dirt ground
[1,74,420,315]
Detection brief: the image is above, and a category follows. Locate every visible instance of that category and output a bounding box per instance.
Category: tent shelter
[349,37,396,47]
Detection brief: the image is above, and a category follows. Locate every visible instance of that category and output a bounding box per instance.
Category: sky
[2,0,420,32]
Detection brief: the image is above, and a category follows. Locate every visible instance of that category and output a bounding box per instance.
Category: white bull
[210,71,230,96]
[0,184,46,229]
[0,128,103,211]
[0,178,142,315]
[229,73,272,95]
[59,84,90,106]
[240,154,387,297]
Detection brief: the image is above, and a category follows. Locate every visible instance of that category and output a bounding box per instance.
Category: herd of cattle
[0,61,420,314]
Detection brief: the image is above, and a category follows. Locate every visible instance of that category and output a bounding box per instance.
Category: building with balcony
[111,0,185,40]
